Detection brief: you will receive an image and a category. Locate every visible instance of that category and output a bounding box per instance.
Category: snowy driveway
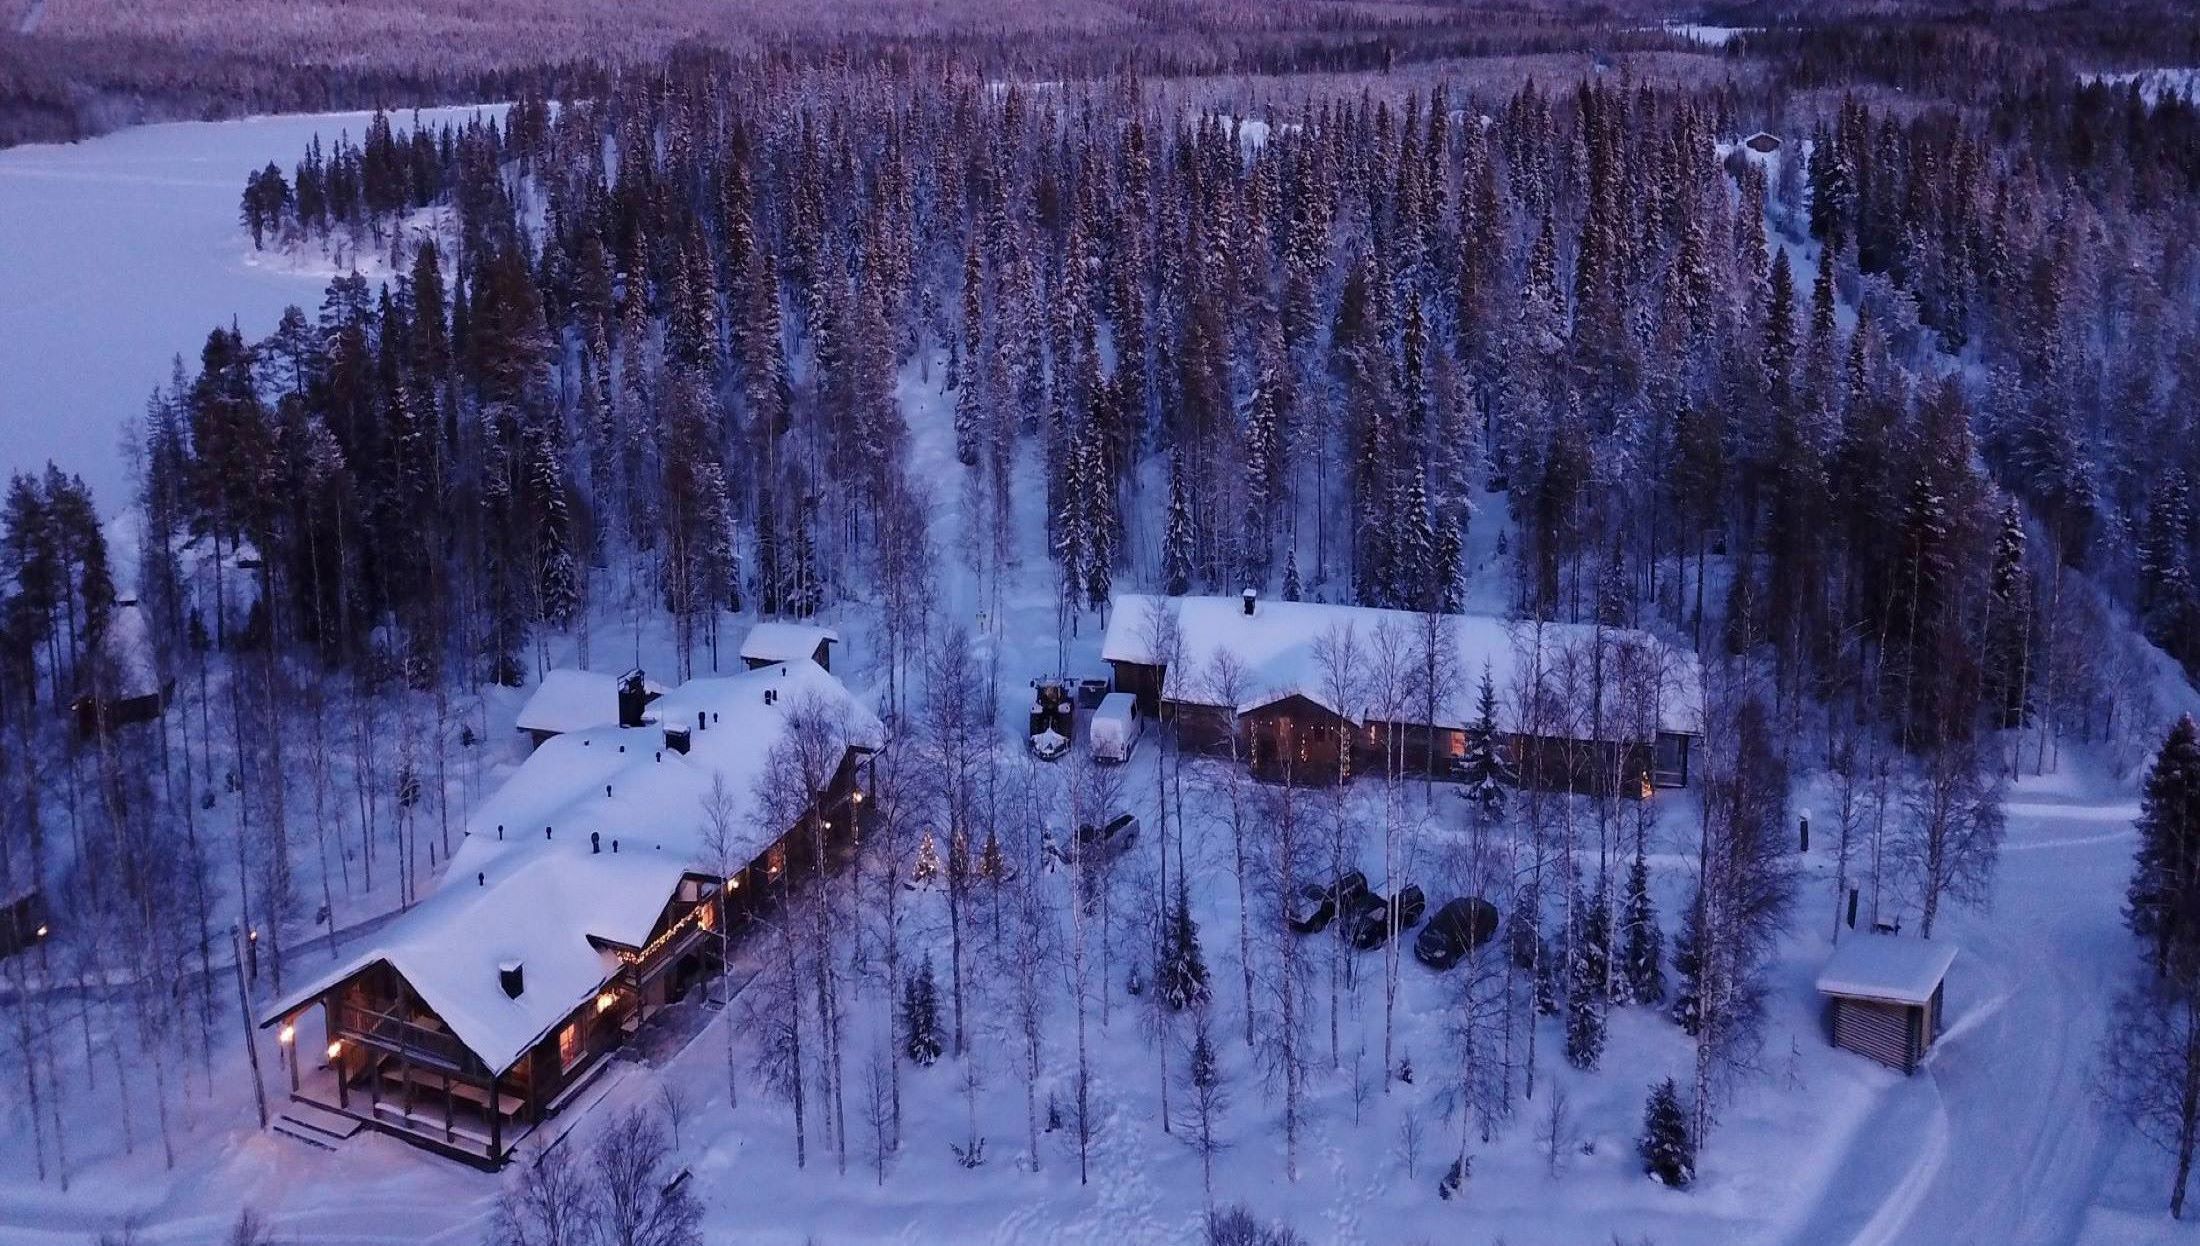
[1785,782,2135,1245]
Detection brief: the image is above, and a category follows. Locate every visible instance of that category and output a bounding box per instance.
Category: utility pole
[231,925,269,1129]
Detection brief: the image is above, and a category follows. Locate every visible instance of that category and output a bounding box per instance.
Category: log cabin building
[261,651,881,1167]
[1102,593,1702,793]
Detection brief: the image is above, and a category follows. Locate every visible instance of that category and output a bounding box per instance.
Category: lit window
[558,1021,583,1070]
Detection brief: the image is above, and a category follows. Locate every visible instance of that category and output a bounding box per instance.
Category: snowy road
[1786,781,2136,1246]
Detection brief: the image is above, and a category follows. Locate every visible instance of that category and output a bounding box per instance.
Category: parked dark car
[1414,897,1502,970]
[1287,869,1372,935]
[1072,812,1140,862]
[1349,884,1427,951]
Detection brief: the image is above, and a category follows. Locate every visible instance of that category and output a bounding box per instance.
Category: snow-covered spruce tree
[1534,938,1561,1018]
[1622,842,1666,1006]
[1578,878,1612,995]
[954,237,983,467]
[1982,498,2034,730]
[1507,879,1540,972]
[1393,469,1437,612]
[1564,911,1606,1070]
[1639,1078,1695,1189]
[2130,714,2200,979]
[1162,449,1194,597]
[1669,890,1702,1035]
[903,954,943,1067]
[1282,545,1302,601]
[1179,1018,1227,1203]
[1157,873,1211,1011]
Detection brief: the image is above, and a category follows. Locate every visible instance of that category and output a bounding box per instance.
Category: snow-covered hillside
[0,105,501,510]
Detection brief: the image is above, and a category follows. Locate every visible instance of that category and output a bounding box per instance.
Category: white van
[1089,692,1142,763]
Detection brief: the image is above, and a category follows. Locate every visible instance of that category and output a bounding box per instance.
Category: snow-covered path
[1787,778,2137,1246]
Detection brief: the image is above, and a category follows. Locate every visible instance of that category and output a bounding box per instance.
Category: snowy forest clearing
[0,695,2186,1243]
[0,105,502,509]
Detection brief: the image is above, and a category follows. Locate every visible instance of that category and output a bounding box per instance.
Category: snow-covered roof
[739,622,840,664]
[1101,595,1703,741]
[1815,936,1957,1006]
[95,601,163,701]
[514,668,664,738]
[264,658,883,1074]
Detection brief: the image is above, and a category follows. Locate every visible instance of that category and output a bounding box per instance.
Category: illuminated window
[558,1020,584,1070]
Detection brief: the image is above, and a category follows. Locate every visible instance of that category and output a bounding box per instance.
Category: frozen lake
[0,105,503,514]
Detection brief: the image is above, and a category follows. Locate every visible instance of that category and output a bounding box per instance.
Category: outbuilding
[71,600,171,735]
[1815,935,1956,1074]
[740,622,839,673]
[0,884,48,959]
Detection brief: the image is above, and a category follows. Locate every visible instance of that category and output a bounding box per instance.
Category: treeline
[0,7,1663,150]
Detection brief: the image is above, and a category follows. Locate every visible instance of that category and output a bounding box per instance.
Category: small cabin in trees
[1815,936,1957,1074]
[1102,593,1702,791]
[740,622,839,673]
[1744,131,1783,154]
[71,600,171,735]
[262,658,882,1167]
[515,669,663,749]
[0,884,48,959]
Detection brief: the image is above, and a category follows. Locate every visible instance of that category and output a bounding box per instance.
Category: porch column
[325,1001,349,1111]
[285,1011,301,1095]
[488,1071,503,1160]
[443,1071,455,1143]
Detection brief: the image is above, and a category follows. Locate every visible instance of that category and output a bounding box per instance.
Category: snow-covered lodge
[260,650,882,1167]
[1102,593,1703,792]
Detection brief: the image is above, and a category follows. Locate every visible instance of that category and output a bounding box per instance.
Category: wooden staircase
[271,1100,363,1152]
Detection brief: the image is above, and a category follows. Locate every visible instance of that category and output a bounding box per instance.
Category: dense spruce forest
[83,50,2200,732]
[9,13,2200,1234]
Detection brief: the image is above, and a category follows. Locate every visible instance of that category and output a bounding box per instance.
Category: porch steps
[271,1120,337,1151]
[273,1099,363,1151]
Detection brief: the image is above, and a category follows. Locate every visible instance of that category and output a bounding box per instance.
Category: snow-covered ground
[0,105,503,511]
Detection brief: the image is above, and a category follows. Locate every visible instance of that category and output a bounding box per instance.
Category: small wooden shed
[71,601,171,736]
[1815,936,1956,1074]
[739,623,839,673]
[0,885,48,959]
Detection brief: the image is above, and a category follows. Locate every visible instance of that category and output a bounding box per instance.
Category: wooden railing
[336,1002,473,1072]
